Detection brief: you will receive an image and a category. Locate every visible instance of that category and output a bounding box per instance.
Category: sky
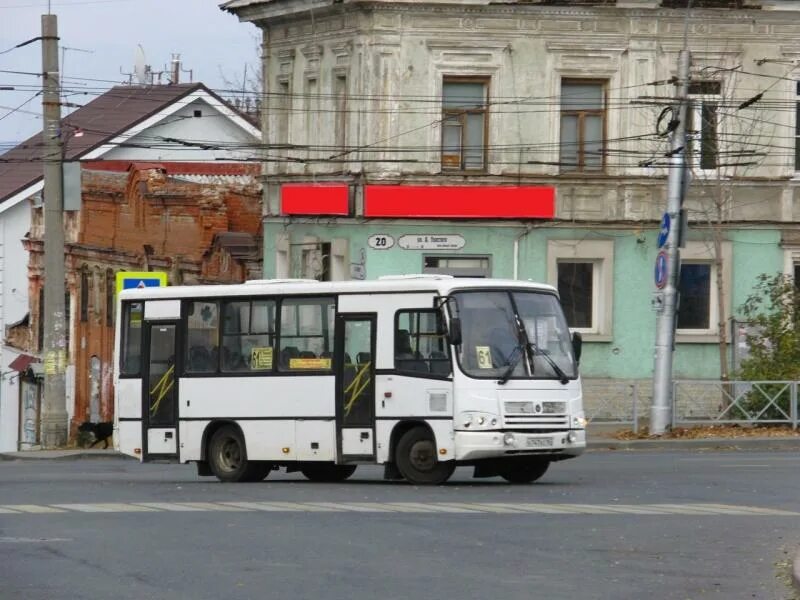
[0,0,259,150]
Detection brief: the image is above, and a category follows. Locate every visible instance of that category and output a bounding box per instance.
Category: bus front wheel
[208,425,268,483]
[395,427,455,485]
[499,459,549,484]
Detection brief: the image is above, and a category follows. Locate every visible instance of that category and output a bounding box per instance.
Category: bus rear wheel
[395,427,455,485]
[300,464,357,482]
[499,459,549,484]
[208,425,267,483]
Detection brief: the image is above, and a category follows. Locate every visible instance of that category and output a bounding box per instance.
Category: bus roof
[118,276,557,301]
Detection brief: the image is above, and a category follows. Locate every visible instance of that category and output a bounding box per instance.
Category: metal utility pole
[650,49,691,436]
[40,13,68,448]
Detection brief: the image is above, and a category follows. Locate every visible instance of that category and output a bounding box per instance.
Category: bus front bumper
[454,429,586,462]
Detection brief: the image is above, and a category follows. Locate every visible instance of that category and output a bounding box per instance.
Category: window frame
[547,239,614,340]
[675,241,732,342]
[119,300,144,377]
[559,79,607,173]
[795,81,800,173]
[394,309,452,379]
[687,80,721,173]
[441,76,490,172]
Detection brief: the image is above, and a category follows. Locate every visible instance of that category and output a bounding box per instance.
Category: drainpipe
[513,224,533,280]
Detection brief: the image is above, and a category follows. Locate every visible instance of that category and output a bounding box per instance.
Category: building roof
[0,83,251,207]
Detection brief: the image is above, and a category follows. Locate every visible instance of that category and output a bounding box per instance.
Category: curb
[794,548,800,594]
[0,451,133,461]
[587,437,800,452]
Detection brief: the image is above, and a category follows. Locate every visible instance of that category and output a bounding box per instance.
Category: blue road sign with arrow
[657,213,671,248]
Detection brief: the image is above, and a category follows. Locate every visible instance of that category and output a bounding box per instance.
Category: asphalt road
[1,449,799,600]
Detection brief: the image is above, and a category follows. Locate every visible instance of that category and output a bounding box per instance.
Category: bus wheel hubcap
[220,439,241,471]
[409,440,435,472]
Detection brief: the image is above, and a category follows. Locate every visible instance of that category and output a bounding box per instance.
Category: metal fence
[672,380,799,429]
[582,379,800,431]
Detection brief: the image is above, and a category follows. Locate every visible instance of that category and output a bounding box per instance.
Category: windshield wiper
[527,342,570,385]
[497,345,523,385]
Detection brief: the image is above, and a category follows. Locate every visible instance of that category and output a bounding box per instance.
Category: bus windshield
[451,290,577,381]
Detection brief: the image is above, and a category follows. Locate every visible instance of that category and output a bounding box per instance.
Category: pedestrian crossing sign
[115,271,168,295]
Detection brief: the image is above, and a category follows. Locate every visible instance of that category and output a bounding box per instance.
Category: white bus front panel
[117,378,142,419]
[116,420,142,460]
[376,374,452,418]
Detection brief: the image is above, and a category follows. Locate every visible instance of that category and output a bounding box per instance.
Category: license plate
[526,437,553,448]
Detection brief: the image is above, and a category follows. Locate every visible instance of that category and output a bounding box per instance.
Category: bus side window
[394,310,450,376]
[185,301,220,374]
[120,301,144,376]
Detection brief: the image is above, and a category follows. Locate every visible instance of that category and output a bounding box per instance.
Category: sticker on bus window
[250,347,274,370]
[289,357,332,370]
[476,346,493,369]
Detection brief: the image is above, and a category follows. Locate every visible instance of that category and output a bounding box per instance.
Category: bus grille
[503,401,569,429]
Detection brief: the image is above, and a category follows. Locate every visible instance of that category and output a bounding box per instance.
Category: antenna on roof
[134,45,148,85]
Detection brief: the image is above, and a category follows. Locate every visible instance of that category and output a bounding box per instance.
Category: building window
[557,262,594,329]
[334,74,347,153]
[395,310,451,377]
[80,268,89,322]
[441,78,488,171]
[106,270,114,327]
[675,241,731,339]
[547,240,614,338]
[276,78,290,147]
[423,255,491,278]
[795,82,800,172]
[677,263,711,330]
[560,80,605,172]
[688,81,721,171]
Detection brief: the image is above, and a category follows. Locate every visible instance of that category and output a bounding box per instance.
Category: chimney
[171,54,181,84]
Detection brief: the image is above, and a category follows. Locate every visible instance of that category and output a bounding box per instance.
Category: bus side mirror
[448,317,462,346]
[571,331,583,365]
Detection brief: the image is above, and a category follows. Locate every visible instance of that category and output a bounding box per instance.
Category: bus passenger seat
[429,350,452,376]
[299,350,316,358]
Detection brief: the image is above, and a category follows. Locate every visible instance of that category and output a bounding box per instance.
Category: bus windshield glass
[451,290,577,380]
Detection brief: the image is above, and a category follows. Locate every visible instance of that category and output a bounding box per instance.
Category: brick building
[17,161,261,435]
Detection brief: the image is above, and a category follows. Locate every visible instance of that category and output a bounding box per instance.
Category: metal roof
[0,83,243,206]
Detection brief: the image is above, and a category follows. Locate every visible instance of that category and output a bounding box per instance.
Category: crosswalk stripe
[0,506,21,513]
[263,501,338,512]
[0,504,65,514]
[133,502,209,512]
[217,501,297,512]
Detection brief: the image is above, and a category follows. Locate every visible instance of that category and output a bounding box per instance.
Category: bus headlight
[572,414,587,428]
[460,412,500,430]
[503,433,516,446]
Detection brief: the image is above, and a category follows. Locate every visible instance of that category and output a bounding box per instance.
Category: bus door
[335,314,376,461]
[142,321,179,460]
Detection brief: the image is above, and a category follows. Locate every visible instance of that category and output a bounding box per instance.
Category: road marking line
[134,502,208,512]
[558,504,671,515]
[175,502,252,512]
[265,502,339,512]
[427,503,486,513]
[489,503,581,514]
[50,503,156,513]
[381,502,460,513]
[0,537,72,543]
[306,502,395,512]
[0,507,21,513]
[217,502,296,512]
[0,504,65,514]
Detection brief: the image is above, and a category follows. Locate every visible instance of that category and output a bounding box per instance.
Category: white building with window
[223,0,800,406]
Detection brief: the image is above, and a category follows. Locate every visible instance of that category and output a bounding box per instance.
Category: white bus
[114,276,586,485]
